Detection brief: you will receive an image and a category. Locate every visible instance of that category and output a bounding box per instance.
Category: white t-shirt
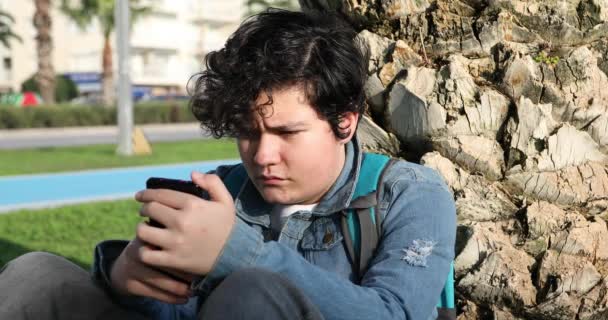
[270,203,317,236]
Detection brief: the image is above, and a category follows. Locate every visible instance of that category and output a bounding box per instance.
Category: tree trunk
[102,35,114,107]
[33,0,55,105]
[301,1,608,319]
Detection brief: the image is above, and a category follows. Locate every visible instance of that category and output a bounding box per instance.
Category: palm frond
[59,0,96,30]
[0,10,16,23]
[0,10,21,48]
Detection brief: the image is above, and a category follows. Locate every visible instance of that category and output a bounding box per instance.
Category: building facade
[0,0,246,99]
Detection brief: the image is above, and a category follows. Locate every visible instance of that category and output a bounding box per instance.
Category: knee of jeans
[11,252,64,269]
[219,268,283,295]
[226,268,277,286]
[6,251,77,280]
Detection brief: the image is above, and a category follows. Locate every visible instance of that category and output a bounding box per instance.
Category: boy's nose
[253,135,280,167]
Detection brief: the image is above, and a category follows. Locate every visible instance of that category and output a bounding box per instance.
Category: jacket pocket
[299,217,354,280]
[300,217,343,250]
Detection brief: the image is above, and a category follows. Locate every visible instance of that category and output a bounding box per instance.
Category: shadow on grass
[0,238,89,270]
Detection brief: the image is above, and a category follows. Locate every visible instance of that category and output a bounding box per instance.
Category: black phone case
[144,177,205,228]
[146,177,205,198]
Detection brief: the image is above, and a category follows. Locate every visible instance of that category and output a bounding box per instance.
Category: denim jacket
[91,139,456,320]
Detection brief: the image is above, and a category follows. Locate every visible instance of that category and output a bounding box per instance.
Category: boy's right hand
[110,237,195,304]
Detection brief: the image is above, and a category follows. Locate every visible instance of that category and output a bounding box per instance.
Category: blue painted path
[0,159,240,213]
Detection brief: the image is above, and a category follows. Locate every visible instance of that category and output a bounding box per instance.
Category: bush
[21,74,79,103]
[0,102,197,129]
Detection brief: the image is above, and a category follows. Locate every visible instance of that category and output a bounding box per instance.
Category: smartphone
[145,177,205,228]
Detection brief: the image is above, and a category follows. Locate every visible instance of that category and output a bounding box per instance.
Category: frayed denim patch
[401,240,436,267]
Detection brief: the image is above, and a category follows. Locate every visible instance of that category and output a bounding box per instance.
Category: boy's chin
[257,188,300,205]
[260,191,292,205]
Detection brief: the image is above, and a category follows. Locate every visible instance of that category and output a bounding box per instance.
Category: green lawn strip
[0,199,143,270]
[0,139,239,176]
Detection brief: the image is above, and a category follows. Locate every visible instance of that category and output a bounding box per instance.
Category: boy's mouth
[258,175,286,185]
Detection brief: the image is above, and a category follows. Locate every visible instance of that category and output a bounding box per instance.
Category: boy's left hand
[134,171,236,276]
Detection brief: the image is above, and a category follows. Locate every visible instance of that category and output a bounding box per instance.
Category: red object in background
[22,92,41,107]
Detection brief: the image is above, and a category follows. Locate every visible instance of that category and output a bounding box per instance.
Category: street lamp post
[115,0,133,156]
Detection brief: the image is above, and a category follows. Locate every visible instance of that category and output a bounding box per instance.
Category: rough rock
[506,96,558,167]
[299,0,608,318]
[524,201,583,240]
[537,250,603,300]
[535,124,608,171]
[506,162,608,206]
[378,40,424,86]
[456,300,482,320]
[433,135,505,181]
[531,292,584,320]
[364,73,386,113]
[456,175,519,223]
[382,0,431,20]
[550,217,608,260]
[507,101,608,173]
[448,89,511,139]
[421,152,518,222]
[436,55,479,121]
[502,55,542,103]
[385,66,445,141]
[576,278,608,320]
[501,46,608,155]
[530,250,608,319]
[356,115,401,156]
[420,151,468,191]
[458,242,537,309]
[357,30,394,73]
[455,222,521,277]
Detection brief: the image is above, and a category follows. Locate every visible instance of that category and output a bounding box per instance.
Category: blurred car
[0,92,43,107]
[138,94,190,102]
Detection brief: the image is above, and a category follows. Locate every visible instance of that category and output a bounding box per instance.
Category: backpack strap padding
[357,207,378,275]
[341,212,359,269]
[347,192,379,276]
[343,153,391,280]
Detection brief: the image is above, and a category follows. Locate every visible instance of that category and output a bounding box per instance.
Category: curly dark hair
[189,8,369,139]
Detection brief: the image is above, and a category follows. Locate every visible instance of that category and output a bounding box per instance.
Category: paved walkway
[0,123,208,149]
[0,159,239,213]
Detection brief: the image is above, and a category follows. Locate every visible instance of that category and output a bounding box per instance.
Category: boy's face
[237,86,358,205]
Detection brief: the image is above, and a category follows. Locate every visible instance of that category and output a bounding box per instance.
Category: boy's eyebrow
[265,121,309,130]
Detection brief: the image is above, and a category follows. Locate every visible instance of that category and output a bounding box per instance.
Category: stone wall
[300,0,608,318]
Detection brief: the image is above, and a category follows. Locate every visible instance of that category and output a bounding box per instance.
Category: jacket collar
[234,137,362,227]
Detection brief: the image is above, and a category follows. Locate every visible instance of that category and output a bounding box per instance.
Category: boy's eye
[280,130,299,136]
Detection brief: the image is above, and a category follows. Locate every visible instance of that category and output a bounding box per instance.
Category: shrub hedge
[0,102,197,129]
[21,74,80,103]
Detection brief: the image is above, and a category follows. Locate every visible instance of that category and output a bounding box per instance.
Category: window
[3,57,11,70]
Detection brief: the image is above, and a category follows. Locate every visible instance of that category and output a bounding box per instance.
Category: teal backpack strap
[436,262,456,320]
[222,163,247,200]
[341,153,391,278]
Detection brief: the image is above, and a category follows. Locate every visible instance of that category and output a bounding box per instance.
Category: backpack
[222,152,456,320]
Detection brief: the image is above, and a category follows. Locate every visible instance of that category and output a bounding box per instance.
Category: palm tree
[60,0,151,107]
[245,0,300,16]
[33,0,56,104]
[0,9,21,49]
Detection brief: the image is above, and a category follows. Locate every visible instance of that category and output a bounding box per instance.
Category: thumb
[191,172,234,206]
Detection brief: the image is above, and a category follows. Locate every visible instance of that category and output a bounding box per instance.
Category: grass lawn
[0,199,144,270]
[0,139,239,176]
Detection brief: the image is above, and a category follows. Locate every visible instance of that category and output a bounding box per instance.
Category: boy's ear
[338,112,359,144]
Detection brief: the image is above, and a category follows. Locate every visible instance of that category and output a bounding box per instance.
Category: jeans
[0,252,324,320]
